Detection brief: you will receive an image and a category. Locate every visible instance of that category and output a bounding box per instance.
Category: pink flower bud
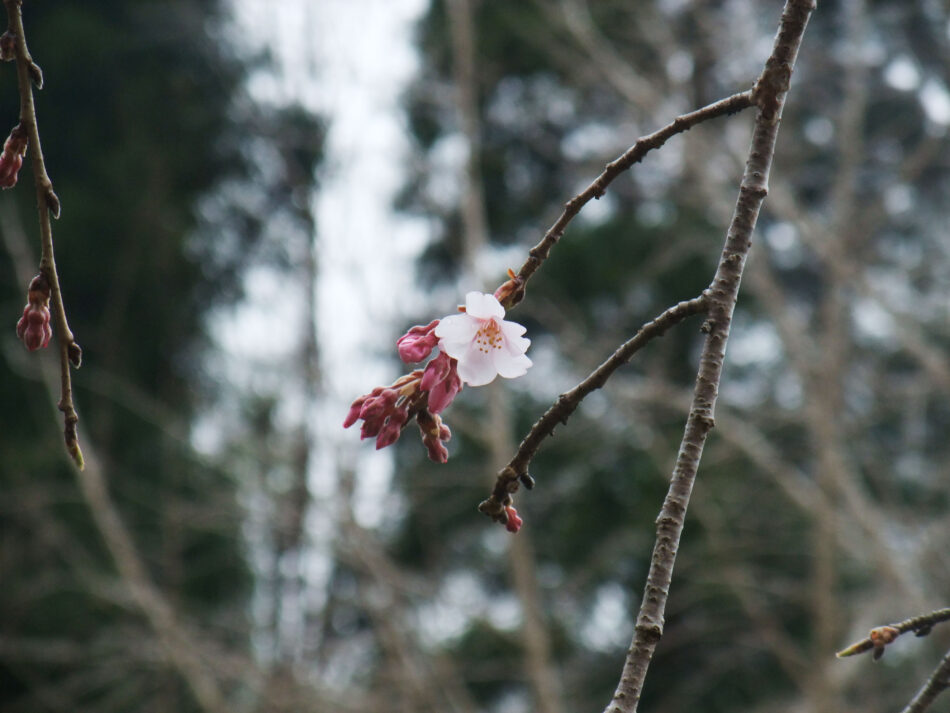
[416,409,452,462]
[0,151,22,188]
[15,273,52,351]
[504,505,523,533]
[0,124,27,189]
[375,407,409,450]
[358,388,399,421]
[421,352,462,415]
[343,387,384,428]
[423,435,448,463]
[360,413,386,440]
[493,268,525,309]
[16,305,51,351]
[0,32,15,62]
[396,319,440,363]
[343,396,368,428]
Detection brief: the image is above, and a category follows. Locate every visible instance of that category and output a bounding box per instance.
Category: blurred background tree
[0,1,324,711]
[2,1,950,713]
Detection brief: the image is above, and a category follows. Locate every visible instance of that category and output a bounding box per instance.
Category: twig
[4,0,83,468]
[499,91,752,311]
[901,649,950,713]
[478,295,708,519]
[836,608,950,659]
[600,3,816,712]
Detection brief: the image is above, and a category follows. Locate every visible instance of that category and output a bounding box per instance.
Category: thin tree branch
[499,91,753,310]
[600,3,816,712]
[479,294,708,520]
[4,0,82,468]
[837,608,950,659]
[900,649,950,713]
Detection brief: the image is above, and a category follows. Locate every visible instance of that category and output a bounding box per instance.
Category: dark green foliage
[0,2,291,710]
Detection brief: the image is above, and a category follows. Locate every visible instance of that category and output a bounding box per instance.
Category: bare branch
[479,294,708,521]
[501,91,753,310]
[4,0,82,467]
[900,649,950,713]
[601,3,816,712]
[837,608,950,659]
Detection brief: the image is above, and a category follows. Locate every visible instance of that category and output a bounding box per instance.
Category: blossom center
[474,319,503,354]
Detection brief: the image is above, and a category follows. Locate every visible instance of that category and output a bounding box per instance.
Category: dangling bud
[0,31,16,62]
[504,505,523,533]
[0,124,27,189]
[16,273,52,351]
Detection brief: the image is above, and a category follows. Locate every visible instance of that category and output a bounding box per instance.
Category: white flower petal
[500,322,530,355]
[435,313,478,340]
[494,351,532,379]
[457,343,498,386]
[464,291,505,320]
[500,319,526,339]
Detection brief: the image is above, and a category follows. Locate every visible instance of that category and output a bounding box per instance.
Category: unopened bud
[0,32,15,62]
[869,626,899,647]
[0,124,28,189]
[15,273,52,351]
[504,505,523,533]
[396,319,440,363]
[375,407,409,450]
[423,435,448,463]
[493,268,526,309]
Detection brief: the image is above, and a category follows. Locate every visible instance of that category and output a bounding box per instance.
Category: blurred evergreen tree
[0,2,322,711]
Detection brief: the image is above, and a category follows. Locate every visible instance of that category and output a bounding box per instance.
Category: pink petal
[421,352,451,391]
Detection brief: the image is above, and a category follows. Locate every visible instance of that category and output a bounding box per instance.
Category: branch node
[45,186,60,218]
[27,59,40,88]
[68,341,82,368]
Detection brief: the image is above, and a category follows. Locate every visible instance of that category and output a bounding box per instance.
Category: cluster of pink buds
[346,288,534,530]
[0,124,27,189]
[16,273,52,351]
[344,321,460,462]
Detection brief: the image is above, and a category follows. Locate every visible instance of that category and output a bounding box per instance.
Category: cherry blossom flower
[345,289,531,465]
[435,291,531,387]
